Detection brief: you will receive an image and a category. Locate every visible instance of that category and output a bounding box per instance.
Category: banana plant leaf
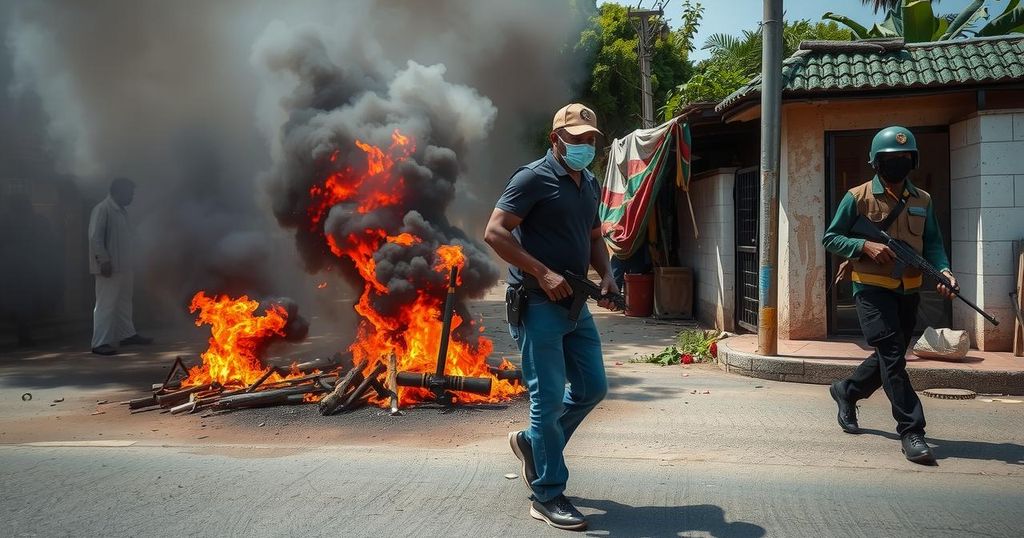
[903,0,938,42]
[881,7,904,36]
[822,11,873,39]
[932,17,950,40]
[941,0,987,39]
[977,0,1024,36]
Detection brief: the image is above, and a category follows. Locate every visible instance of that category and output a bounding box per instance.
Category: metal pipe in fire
[396,264,493,404]
[434,266,458,380]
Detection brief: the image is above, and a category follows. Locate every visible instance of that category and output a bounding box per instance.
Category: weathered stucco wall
[778,93,977,340]
[678,168,736,332]
[950,110,1024,351]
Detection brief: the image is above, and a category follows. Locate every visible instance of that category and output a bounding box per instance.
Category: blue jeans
[510,295,607,502]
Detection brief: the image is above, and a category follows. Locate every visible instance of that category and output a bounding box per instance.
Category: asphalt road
[3,363,1023,537]
[2,299,1023,537]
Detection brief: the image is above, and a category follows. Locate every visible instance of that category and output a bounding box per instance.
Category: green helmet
[868,126,918,166]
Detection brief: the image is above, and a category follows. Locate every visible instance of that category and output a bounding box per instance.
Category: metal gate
[734,167,759,332]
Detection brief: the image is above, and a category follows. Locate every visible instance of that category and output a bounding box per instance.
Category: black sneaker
[91,344,118,356]
[901,432,936,465]
[829,381,860,434]
[530,494,587,531]
[508,430,538,489]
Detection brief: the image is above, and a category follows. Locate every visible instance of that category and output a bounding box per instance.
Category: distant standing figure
[89,178,151,355]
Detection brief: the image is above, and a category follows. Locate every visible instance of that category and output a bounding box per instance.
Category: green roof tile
[715,35,1024,114]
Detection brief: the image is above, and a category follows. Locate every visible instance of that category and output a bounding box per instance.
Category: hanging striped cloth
[599,118,692,258]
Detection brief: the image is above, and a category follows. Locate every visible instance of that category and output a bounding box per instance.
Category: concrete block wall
[678,168,736,332]
[949,110,1024,351]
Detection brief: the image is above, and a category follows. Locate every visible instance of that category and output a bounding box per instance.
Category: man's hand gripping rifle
[851,216,999,326]
[563,271,626,322]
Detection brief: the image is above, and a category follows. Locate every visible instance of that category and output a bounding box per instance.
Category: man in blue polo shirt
[484,103,619,531]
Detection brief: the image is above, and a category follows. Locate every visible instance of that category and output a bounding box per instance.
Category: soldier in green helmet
[822,126,958,465]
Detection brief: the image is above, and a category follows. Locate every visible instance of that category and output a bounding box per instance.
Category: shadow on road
[574,498,766,538]
[605,374,681,402]
[860,428,1024,465]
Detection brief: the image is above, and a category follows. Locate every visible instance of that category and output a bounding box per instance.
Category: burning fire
[310,130,523,405]
[184,292,297,388]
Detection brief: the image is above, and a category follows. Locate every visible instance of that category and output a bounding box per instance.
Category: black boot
[508,431,537,489]
[901,432,936,465]
[829,381,860,434]
[530,495,587,531]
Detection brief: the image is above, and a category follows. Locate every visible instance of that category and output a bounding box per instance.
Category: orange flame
[184,292,294,387]
[308,130,524,405]
[387,233,421,246]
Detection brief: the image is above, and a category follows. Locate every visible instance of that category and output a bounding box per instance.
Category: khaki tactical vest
[849,180,930,290]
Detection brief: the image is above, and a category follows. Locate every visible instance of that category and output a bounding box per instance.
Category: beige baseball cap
[552,103,602,137]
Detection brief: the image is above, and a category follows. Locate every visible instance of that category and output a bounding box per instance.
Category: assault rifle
[522,271,626,321]
[563,271,626,322]
[851,216,999,326]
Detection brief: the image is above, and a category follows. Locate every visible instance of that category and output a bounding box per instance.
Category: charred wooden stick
[213,384,322,409]
[128,395,157,410]
[170,383,258,415]
[257,372,329,390]
[343,362,386,410]
[342,390,371,411]
[155,384,213,407]
[294,352,347,374]
[488,367,523,382]
[387,353,401,415]
[246,367,280,393]
[367,377,392,400]
[318,368,362,416]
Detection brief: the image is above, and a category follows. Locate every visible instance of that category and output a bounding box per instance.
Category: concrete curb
[716,339,1024,395]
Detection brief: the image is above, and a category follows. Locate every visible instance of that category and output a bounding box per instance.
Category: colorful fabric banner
[599,118,691,258]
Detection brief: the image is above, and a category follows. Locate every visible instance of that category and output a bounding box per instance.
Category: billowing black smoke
[3,0,593,332]
[254,23,501,313]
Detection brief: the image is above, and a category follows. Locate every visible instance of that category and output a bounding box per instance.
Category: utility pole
[758,0,783,356]
[628,2,665,128]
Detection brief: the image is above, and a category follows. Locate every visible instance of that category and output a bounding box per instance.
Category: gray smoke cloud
[254,21,501,310]
[2,0,592,327]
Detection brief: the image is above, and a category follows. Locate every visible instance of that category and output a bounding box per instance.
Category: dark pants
[837,287,926,436]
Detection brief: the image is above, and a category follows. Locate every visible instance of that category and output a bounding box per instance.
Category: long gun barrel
[850,216,999,326]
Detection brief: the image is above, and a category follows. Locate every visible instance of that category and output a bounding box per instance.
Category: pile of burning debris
[129,128,526,416]
[127,267,522,417]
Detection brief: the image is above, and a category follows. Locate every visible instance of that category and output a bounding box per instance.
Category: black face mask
[876,156,914,184]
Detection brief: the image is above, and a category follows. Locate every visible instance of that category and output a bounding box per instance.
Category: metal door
[735,167,759,332]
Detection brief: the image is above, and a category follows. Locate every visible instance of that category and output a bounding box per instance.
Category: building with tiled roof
[673,36,1024,351]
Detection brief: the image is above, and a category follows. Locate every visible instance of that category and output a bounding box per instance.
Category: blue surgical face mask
[558,135,595,171]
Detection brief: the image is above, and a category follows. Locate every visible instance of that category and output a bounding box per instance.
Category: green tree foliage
[574,2,700,141]
[825,0,1024,42]
[664,20,851,118]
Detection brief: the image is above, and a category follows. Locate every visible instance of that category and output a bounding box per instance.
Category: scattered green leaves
[629,328,723,365]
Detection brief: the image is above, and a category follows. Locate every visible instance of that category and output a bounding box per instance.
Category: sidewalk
[718,334,1024,395]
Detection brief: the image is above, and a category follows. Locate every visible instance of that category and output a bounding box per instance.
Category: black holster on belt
[506,285,527,326]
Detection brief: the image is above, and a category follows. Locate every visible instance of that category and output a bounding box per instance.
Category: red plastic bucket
[624,273,654,317]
